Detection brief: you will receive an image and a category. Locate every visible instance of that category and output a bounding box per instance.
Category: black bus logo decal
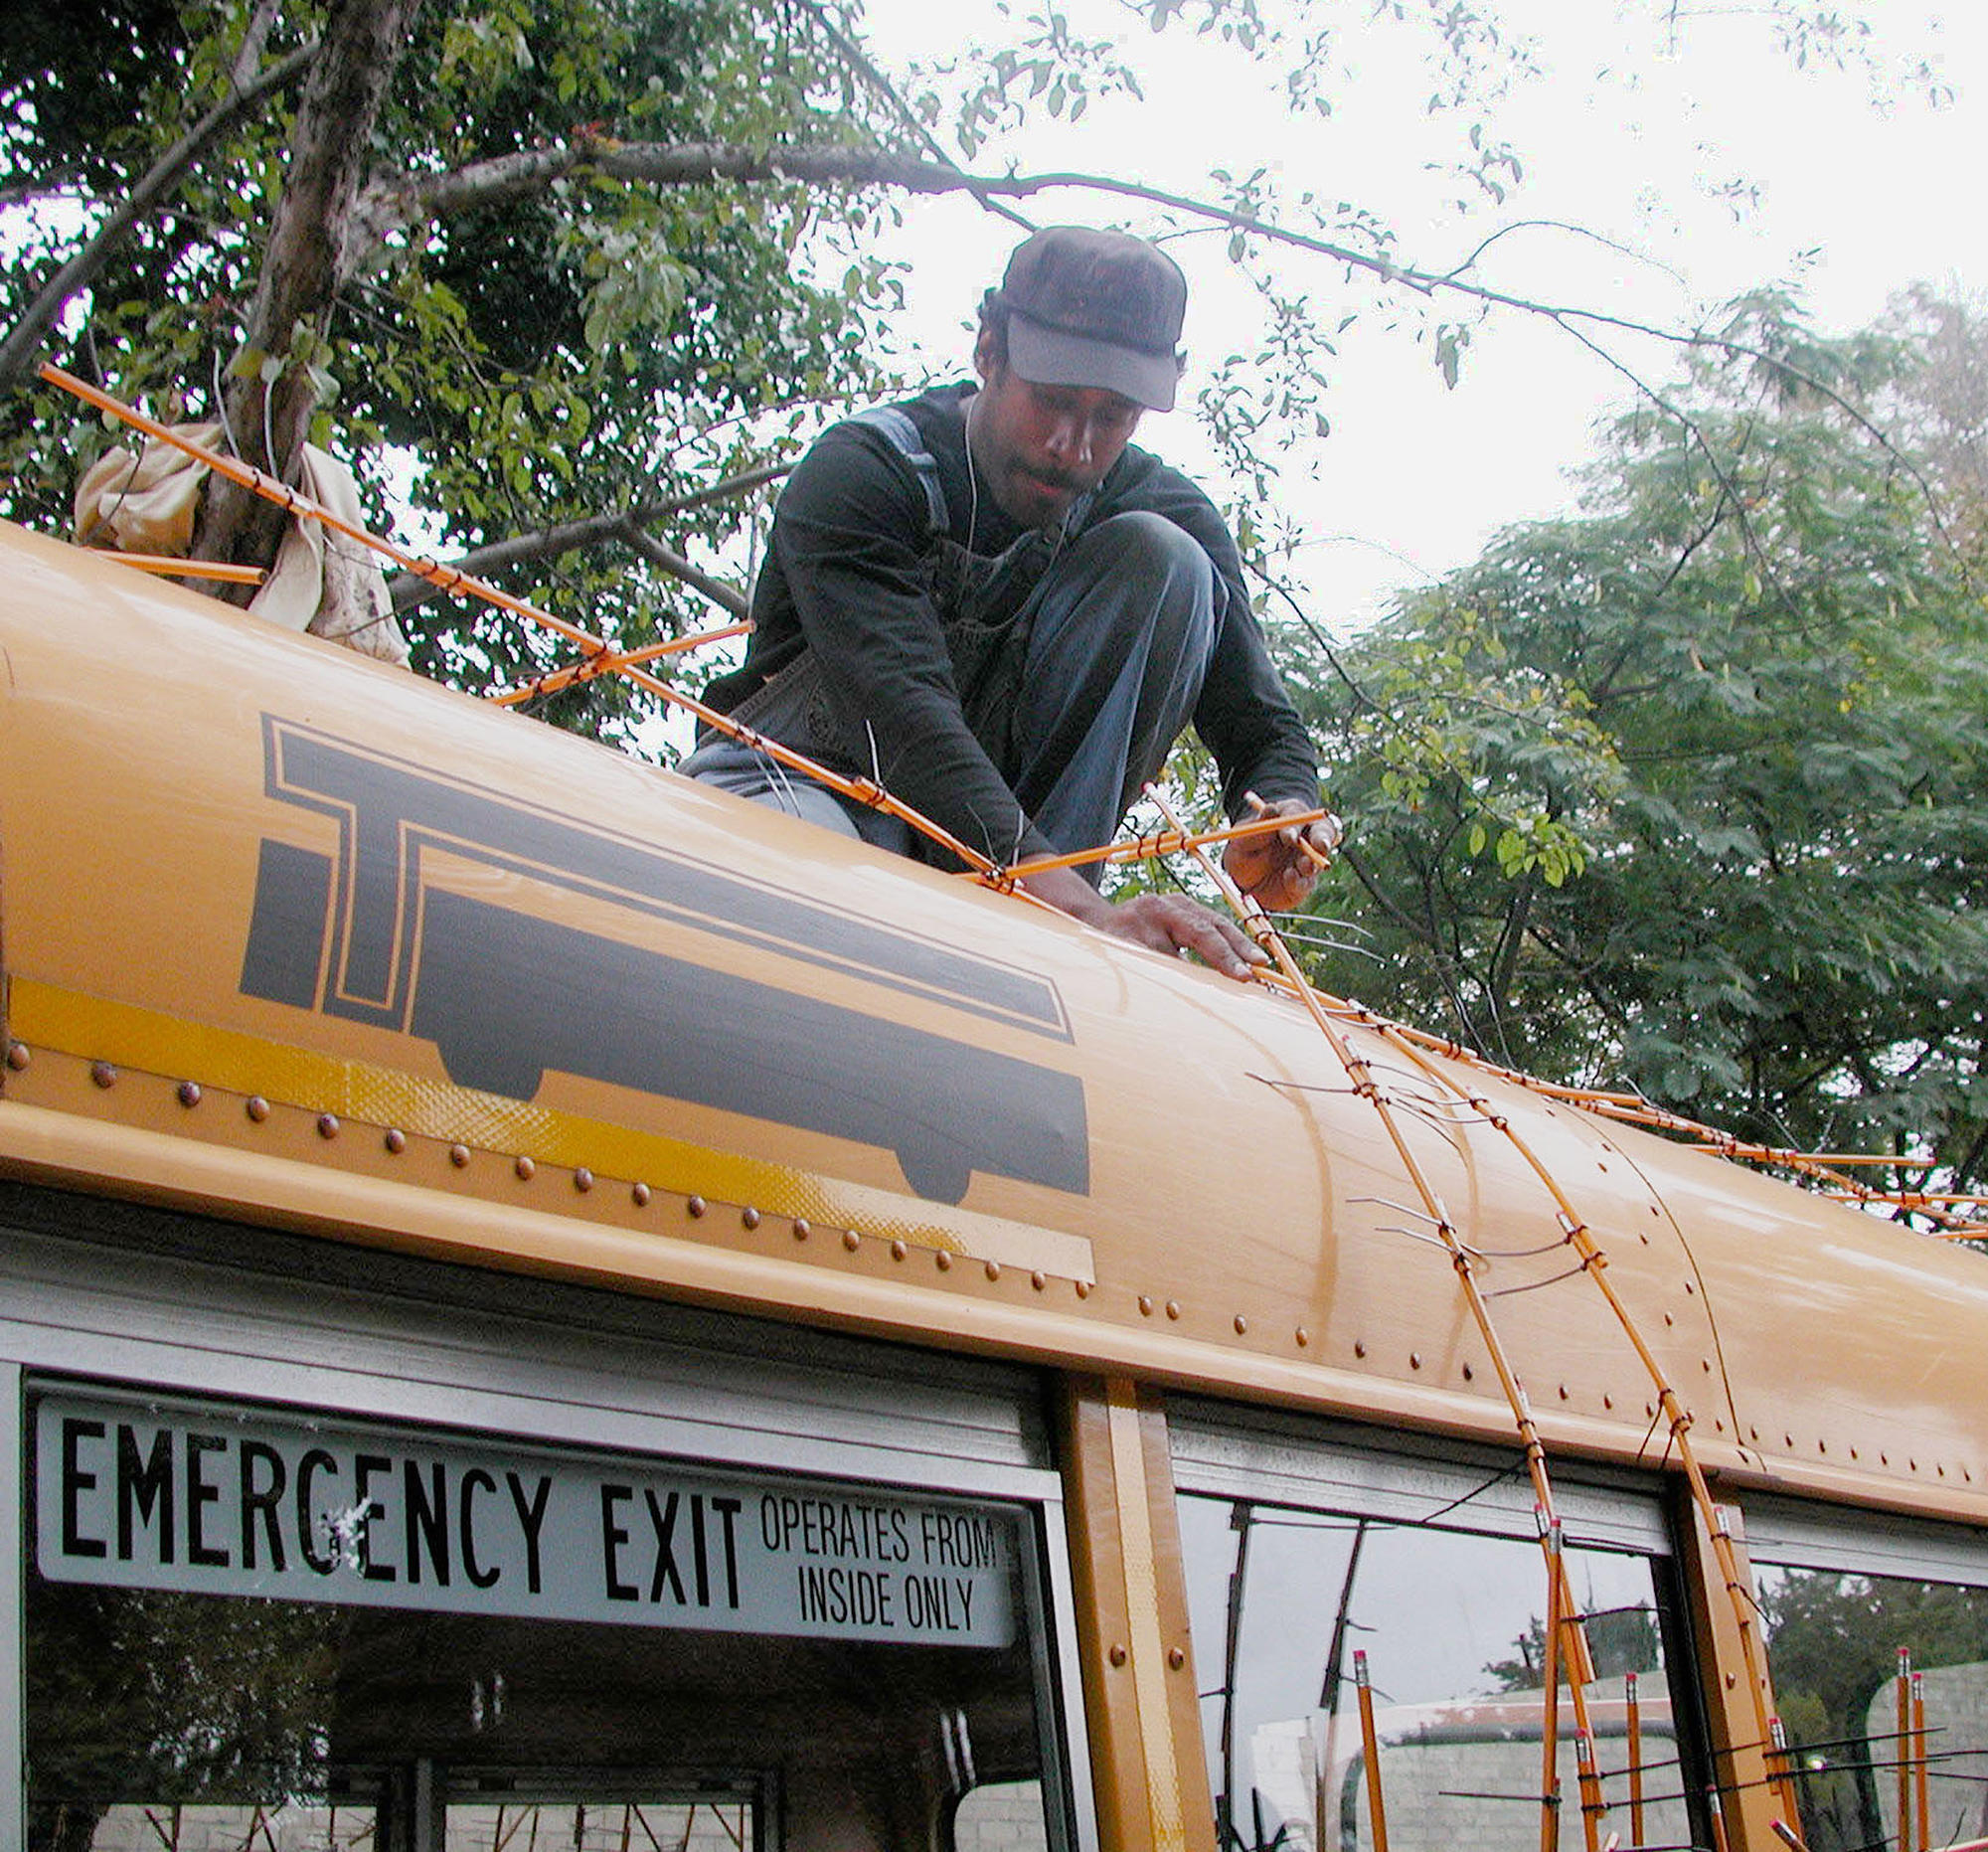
[239,718,1089,1207]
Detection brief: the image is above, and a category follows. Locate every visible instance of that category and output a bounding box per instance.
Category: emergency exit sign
[36,1387,1018,1646]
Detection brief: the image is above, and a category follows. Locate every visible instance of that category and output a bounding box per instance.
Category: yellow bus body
[6,518,1987,1852]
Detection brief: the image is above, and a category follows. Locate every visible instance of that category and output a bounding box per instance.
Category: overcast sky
[850,0,1984,634]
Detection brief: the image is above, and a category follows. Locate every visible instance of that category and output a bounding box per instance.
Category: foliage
[1,0,916,747]
[1293,293,1988,1195]
[27,1579,344,1847]
[1482,1600,1662,1694]
[3,0,1956,759]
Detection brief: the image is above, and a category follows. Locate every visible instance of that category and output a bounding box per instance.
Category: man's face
[968,330,1144,528]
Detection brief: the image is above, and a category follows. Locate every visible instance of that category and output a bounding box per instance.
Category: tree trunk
[195,0,423,586]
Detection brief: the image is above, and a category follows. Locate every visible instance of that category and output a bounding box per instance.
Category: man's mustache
[1022,463,1089,493]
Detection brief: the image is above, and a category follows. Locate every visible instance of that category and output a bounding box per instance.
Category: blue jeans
[681,511,1217,884]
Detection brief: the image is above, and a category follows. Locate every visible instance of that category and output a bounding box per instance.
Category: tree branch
[231,0,285,88]
[387,460,789,612]
[785,0,1037,234]
[0,36,320,392]
[618,524,750,618]
[356,140,966,251]
[197,0,420,579]
[353,135,1978,578]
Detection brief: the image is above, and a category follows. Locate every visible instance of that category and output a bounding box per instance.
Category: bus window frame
[1742,1491,1988,1587]
[1167,1395,1676,1558]
[1166,1393,1708,1852]
[0,1195,1098,1852]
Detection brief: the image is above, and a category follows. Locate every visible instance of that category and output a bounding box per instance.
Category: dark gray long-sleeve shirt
[701,384,1319,863]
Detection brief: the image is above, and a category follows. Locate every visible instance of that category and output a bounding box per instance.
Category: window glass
[26,1383,1063,1852]
[1177,1482,1690,1852]
[1756,1560,1988,1852]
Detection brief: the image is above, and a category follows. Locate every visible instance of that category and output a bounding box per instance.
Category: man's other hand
[1224,794,1343,914]
[1021,865,1267,981]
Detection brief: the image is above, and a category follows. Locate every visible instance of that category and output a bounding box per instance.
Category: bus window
[1170,1414,1694,1852]
[1748,1502,1988,1852]
[25,1383,1066,1852]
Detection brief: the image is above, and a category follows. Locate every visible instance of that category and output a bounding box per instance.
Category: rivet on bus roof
[317,1113,339,1139]
[1168,1647,1187,1670]
[1702,1358,1712,1372]
[985,1261,1002,1281]
[1938,1463,1946,1477]
[687,1195,707,1218]
[1408,1351,1420,1369]
[1559,1385,1570,1401]
[1684,1279,1697,1294]
[1784,1434,1794,1448]
[1460,1360,1471,1380]
[1602,1395,1614,1410]
[1166,1300,1181,1320]
[742,1206,760,1230]
[384,1127,407,1154]
[91,1062,116,1089]
[792,1218,810,1241]
[1750,1426,1760,1441]
[1295,1327,1310,1348]
[891,1240,908,1262]
[1664,1312,1674,1326]
[449,1143,469,1168]
[1882,1452,1890,1464]
[1237,1316,1250,1337]
[1354,1341,1366,1359]
[1909,1458,1919,1472]
[1075,1277,1090,1298]
[1849,1445,1858,1459]
[1032,1270,1047,1291]
[934,1248,951,1269]
[631,1182,650,1207]
[514,1155,535,1181]
[843,1230,862,1254]
[1108,1644,1128,1668]
[574,1167,593,1193]
[1646,1403,1656,1419]
[4,1042,28,1072]
[1818,1439,1827,1454]
[1138,1295,1154,1317]
[176,1082,202,1107]
[1715,1419,1726,1432]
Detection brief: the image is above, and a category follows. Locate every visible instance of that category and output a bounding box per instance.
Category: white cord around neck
[963,389,981,551]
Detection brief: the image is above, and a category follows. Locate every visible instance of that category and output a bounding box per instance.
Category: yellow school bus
[5,517,1988,1852]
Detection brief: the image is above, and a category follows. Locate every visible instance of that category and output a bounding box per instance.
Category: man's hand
[1223,793,1343,914]
[1021,864,1267,980]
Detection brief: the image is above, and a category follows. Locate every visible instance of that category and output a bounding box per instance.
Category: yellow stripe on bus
[6,978,1095,1280]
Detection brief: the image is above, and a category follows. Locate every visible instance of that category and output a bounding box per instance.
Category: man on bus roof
[681,224,1338,977]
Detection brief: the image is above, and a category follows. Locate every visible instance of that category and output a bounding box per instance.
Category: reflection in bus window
[26,1578,1062,1852]
[68,1796,752,1852]
[1757,1564,1988,1852]
[446,1800,755,1852]
[25,1389,1063,1852]
[1177,1492,1689,1852]
[952,1777,1052,1852]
